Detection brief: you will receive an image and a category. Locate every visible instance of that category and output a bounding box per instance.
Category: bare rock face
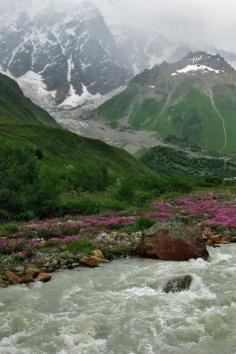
[138,222,209,261]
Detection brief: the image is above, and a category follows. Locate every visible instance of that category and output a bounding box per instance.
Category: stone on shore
[25,267,40,279]
[0,276,4,288]
[92,250,104,259]
[36,273,52,283]
[138,221,209,261]
[79,256,108,267]
[6,271,21,285]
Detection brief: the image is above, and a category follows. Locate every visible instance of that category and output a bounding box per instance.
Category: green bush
[66,240,94,254]
[199,175,222,187]
[0,140,60,221]
[116,178,134,202]
[135,216,155,231]
[166,176,194,193]
[68,164,109,192]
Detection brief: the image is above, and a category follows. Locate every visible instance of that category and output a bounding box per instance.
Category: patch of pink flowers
[146,202,172,220]
[207,207,236,228]
[0,235,83,255]
[175,193,236,228]
[80,216,136,228]
[176,194,230,218]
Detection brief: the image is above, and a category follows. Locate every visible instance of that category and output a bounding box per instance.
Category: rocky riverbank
[1,192,236,288]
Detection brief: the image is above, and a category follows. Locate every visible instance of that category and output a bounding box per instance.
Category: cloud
[91,0,236,51]
[0,0,236,51]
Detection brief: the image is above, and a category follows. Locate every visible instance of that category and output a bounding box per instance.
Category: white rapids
[1,245,236,354]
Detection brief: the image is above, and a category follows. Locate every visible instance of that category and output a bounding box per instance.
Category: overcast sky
[1,0,236,51]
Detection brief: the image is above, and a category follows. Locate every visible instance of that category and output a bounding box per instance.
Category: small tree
[0,140,60,220]
[116,178,134,202]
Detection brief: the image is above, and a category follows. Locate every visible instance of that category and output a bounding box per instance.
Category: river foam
[1,245,236,354]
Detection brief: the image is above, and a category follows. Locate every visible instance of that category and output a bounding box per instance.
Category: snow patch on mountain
[59,83,102,108]
[171,64,223,76]
[17,71,57,106]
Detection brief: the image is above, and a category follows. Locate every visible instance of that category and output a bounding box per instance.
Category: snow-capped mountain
[1,0,236,111]
[0,1,132,107]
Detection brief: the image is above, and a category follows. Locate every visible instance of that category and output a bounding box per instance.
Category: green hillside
[139,145,236,178]
[98,52,236,154]
[0,125,148,178]
[0,73,57,127]
[0,72,148,179]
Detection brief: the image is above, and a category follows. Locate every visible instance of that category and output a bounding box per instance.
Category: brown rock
[206,238,216,246]
[79,256,108,267]
[92,250,104,259]
[25,267,40,279]
[138,222,209,261]
[202,228,214,239]
[221,237,231,244]
[0,276,4,288]
[20,274,34,284]
[36,273,52,283]
[211,236,221,244]
[6,271,21,285]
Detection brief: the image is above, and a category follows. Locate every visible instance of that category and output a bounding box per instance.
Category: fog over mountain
[1,0,236,51]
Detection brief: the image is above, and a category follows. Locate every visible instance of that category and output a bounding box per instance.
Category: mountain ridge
[98,52,236,154]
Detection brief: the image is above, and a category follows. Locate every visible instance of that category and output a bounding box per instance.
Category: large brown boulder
[138,221,209,261]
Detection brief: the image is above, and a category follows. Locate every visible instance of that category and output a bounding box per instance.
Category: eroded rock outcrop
[138,221,209,261]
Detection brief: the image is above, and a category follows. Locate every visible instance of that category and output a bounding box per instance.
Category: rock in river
[138,221,209,261]
[163,275,193,293]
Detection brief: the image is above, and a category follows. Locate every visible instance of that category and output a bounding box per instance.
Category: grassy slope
[140,145,236,178]
[213,85,236,153]
[0,125,148,177]
[0,73,57,127]
[97,88,136,122]
[0,73,149,178]
[98,79,236,154]
[155,89,225,152]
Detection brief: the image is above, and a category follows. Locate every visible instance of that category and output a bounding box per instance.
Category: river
[0,245,236,354]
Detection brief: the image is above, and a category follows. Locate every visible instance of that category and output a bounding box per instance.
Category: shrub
[116,178,134,202]
[135,216,155,231]
[66,240,94,254]
[69,164,109,192]
[0,140,61,221]
[167,176,194,193]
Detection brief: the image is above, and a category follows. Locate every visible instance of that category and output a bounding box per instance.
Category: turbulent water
[1,245,236,354]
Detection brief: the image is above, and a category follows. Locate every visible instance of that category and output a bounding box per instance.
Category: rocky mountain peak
[0,1,132,107]
[179,51,234,73]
